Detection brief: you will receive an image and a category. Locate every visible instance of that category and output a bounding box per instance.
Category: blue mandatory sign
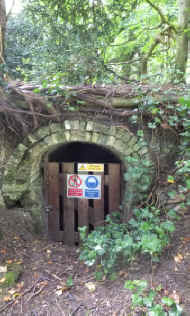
[85,176,98,189]
[85,189,99,199]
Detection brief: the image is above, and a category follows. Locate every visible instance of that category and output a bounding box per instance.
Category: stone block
[65,131,71,141]
[118,139,131,152]
[93,123,104,133]
[71,120,80,130]
[105,136,116,147]
[64,120,71,130]
[85,132,92,142]
[35,126,50,138]
[79,121,86,130]
[109,126,117,136]
[86,121,94,131]
[92,132,100,143]
[95,134,107,145]
[70,131,85,142]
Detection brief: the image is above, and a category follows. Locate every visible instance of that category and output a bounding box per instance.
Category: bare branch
[145,0,177,33]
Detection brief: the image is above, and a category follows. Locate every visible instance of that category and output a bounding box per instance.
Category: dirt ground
[0,207,190,316]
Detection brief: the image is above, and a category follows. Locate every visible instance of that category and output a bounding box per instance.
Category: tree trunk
[175,0,190,82]
[0,0,6,64]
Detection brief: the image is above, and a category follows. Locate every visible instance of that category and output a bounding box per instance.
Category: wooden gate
[44,162,121,245]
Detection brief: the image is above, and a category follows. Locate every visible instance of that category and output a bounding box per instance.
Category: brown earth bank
[0,207,190,316]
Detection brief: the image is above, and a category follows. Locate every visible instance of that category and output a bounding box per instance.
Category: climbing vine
[79,92,190,285]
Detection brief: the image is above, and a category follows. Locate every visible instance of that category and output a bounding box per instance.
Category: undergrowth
[124,279,183,316]
[79,207,177,279]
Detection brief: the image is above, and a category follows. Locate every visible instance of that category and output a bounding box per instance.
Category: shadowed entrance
[45,142,121,244]
[48,141,121,163]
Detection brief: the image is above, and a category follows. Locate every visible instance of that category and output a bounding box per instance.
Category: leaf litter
[0,207,190,315]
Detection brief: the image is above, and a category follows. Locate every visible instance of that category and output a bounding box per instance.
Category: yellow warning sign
[78,163,104,172]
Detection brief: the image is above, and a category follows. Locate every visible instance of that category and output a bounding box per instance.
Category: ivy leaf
[178,97,190,108]
[161,221,175,233]
[162,296,175,306]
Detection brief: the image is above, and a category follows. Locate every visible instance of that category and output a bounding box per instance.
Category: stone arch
[2,120,153,231]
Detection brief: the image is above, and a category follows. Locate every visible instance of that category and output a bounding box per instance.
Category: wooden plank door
[78,170,89,243]
[46,163,63,241]
[45,162,121,245]
[93,173,104,227]
[63,163,75,245]
[108,163,121,213]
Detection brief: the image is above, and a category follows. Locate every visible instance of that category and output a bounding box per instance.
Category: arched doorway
[2,120,153,239]
[45,142,122,244]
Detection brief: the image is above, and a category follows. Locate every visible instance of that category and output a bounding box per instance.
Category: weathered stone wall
[0,118,178,233]
[0,135,18,206]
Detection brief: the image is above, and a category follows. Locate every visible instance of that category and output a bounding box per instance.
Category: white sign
[67,174,101,199]
[78,163,104,172]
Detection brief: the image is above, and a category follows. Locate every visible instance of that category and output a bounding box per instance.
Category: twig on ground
[0,278,48,314]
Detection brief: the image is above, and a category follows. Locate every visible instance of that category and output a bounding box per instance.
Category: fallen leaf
[16,281,24,289]
[55,284,70,296]
[0,266,7,273]
[182,237,190,243]
[55,289,63,296]
[0,277,6,283]
[174,253,183,263]
[13,292,21,298]
[170,290,181,304]
[85,282,96,292]
[15,260,23,265]
[119,270,128,278]
[14,236,20,240]
[3,295,12,302]
[33,272,39,279]
[8,288,16,295]
[6,259,13,264]
[164,289,169,296]
[0,249,6,254]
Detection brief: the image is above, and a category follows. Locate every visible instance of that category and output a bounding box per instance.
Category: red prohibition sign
[68,175,82,187]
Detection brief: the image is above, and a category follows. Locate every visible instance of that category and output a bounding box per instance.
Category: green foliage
[0,263,23,288]
[66,275,74,287]
[79,208,176,277]
[124,280,183,315]
[4,0,182,84]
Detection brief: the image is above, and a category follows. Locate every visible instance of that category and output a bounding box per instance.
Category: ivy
[79,207,177,277]
[124,280,183,315]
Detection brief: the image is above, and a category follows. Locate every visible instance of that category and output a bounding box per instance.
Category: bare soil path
[0,207,190,315]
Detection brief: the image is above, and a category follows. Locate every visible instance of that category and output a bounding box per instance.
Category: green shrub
[79,208,177,277]
[124,279,183,315]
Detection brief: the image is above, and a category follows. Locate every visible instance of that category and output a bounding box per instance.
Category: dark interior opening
[48,142,121,163]
[47,141,122,245]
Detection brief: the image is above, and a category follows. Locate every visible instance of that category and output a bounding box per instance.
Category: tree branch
[145,0,177,33]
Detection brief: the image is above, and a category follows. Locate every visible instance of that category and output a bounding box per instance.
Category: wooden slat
[108,163,121,213]
[78,171,89,243]
[78,198,89,243]
[63,163,75,245]
[93,174,104,227]
[47,163,60,241]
